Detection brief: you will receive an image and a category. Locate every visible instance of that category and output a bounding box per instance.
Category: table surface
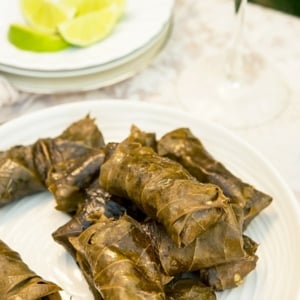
[1,0,300,202]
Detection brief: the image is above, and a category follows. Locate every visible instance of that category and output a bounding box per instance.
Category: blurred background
[251,0,300,16]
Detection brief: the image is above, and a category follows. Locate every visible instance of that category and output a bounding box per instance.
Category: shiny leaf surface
[100,142,232,247]
[0,240,62,300]
[157,128,272,228]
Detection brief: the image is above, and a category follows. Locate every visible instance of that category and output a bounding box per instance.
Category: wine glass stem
[234,0,247,47]
[227,0,248,82]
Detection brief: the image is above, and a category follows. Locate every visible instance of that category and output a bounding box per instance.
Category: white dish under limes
[0,20,171,93]
[0,0,174,74]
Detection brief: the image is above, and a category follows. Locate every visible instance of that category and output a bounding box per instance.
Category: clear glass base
[177,51,290,128]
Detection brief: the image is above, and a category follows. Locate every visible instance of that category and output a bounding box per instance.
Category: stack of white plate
[0,0,174,94]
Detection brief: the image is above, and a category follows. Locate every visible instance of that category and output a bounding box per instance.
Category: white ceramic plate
[0,100,299,300]
[0,0,174,73]
[0,17,172,78]
[1,21,171,94]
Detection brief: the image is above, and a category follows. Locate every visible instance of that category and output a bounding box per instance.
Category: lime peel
[8,23,70,52]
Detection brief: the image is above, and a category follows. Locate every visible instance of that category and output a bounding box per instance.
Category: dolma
[103,125,157,162]
[69,214,170,300]
[0,146,44,206]
[57,114,105,148]
[52,186,126,256]
[33,138,100,183]
[165,278,216,300]
[142,205,245,276]
[0,115,104,207]
[48,125,156,214]
[125,125,157,150]
[52,186,126,300]
[46,148,106,213]
[100,141,232,247]
[0,240,61,300]
[199,235,258,291]
[157,128,272,227]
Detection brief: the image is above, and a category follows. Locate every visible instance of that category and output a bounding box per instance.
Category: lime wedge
[76,0,110,15]
[58,8,118,47]
[8,23,69,52]
[76,0,126,18]
[21,0,70,33]
[59,0,83,16]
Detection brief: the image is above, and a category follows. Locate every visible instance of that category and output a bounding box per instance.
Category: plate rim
[0,99,299,299]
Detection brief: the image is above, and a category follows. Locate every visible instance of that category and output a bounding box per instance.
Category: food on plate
[0,115,104,207]
[157,128,272,228]
[68,214,170,299]
[124,125,157,150]
[8,23,70,52]
[52,185,126,256]
[47,148,105,213]
[48,124,156,214]
[0,116,274,299]
[20,0,71,34]
[165,278,216,300]
[58,6,120,47]
[199,235,258,291]
[0,239,62,299]
[8,0,126,52]
[76,0,126,18]
[0,143,45,207]
[100,141,233,247]
[56,114,104,147]
[142,206,245,276]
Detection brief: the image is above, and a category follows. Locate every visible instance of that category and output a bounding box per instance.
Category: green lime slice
[58,8,118,47]
[8,23,69,52]
[21,0,71,33]
[59,0,83,16]
[76,0,126,18]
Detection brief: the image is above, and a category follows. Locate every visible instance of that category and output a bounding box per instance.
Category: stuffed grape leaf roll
[52,186,126,256]
[0,145,44,207]
[57,114,105,148]
[142,204,245,276]
[46,148,106,213]
[157,128,272,227]
[199,235,258,291]
[100,141,233,247]
[125,125,157,150]
[0,115,104,207]
[0,240,62,300]
[165,278,216,300]
[69,214,170,300]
